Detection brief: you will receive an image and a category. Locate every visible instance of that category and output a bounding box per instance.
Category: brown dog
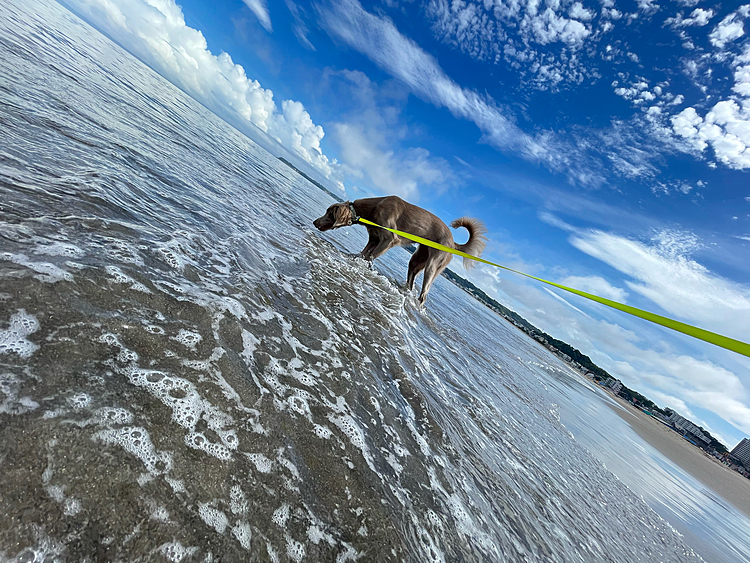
[313,196,487,304]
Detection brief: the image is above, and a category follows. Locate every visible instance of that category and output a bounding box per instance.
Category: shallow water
[0,1,744,561]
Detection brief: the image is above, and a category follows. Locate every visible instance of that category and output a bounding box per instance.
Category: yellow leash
[356,217,750,359]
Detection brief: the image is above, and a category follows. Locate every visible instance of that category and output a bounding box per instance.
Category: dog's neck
[347,201,361,225]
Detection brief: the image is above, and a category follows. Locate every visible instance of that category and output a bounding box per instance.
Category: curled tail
[451,217,488,269]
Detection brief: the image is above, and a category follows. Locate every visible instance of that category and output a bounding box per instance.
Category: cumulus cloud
[242,0,272,32]
[709,7,747,48]
[61,0,340,184]
[667,9,750,171]
[671,101,750,169]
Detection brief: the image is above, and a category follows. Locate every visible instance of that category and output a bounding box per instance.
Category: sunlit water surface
[1,1,749,562]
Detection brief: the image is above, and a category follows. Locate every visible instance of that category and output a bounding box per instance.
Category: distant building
[605,378,623,394]
[666,411,710,446]
[731,438,750,466]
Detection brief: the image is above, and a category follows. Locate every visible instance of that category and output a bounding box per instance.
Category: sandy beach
[604,392,750,520]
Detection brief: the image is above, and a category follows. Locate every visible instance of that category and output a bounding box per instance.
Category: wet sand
[605,392,750,520]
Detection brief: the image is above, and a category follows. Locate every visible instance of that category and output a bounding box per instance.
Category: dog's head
[313,202,353,231]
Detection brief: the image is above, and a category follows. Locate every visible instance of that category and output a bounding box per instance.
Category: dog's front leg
[359,230,379,261]
[367,232,397,261]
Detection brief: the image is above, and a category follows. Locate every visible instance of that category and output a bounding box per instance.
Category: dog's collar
[348,201,360,225]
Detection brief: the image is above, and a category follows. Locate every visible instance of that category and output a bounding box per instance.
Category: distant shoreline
[604,391,750,520]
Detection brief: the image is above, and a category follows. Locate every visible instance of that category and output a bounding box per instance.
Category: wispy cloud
[242,0,272,32]
[425,0,602,91]
[322,69,454,200]
[316,0,673,187]
[568,228,750,340]
[285,0,315,50]
[316,0,546,159]
[560,275,629,302]
[465,231,750,440]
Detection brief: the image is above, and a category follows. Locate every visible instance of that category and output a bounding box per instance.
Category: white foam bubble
[173,329,202,350]
[94,407,134,426]
[288,395,311,418]
[313,424,332,439]
[198,503,229,534]
[159,541,197,563]
[286,535,305,563]
[34,242,84,258]
[105,265,133,284]
[245,453,274,473]
[230,485,248,515]
[67,393,91,410]
[184,432,232,461]
[328,414,366,450]
[272,503,290,528]
[105,265,153,293]
[1,252,73,283]
[232,522,252,549]
[0,309,40,358]
[94,426,172,475]
[414,522,445,563]
[157,245,186,271]
[101,238,144,266]
[166,477,186,493]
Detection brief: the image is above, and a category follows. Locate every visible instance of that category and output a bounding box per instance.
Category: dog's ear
[333,203,348,227]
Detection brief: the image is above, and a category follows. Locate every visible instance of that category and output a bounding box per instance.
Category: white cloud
[424,0,601,90]
[318,0,672,187]
[560,275,629,301]
[569,2,594,22]
[61,0,340,184]
[665,7,715,29]
[671,101,750,169]
[317,0,551,160]
[332,123,451,200]
[709,8,747,49]
[467,247,750,439]
[242,0,272,32]
[285,0,315,50]
[636,0,659,15]
[567,228,750,340]
[320,69,454,200]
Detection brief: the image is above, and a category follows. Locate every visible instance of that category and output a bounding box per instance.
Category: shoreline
[603,391,750,520]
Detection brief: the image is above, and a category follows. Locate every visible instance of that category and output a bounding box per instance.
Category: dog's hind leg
[407,244,429,290]
[418,252,451,304]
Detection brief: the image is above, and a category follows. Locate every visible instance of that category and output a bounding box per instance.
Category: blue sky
[58,0,750,448]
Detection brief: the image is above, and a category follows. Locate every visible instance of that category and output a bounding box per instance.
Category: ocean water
[0,1,747,562]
